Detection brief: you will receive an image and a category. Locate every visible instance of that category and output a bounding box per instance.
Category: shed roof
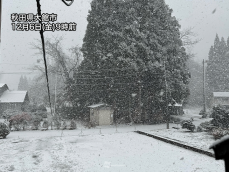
[88,103,108,108]
[0,90,28,103]
[213,92,229,97]
[168,103,182,107]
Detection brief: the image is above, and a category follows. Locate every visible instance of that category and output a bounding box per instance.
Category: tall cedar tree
[74,0,190,122]
[206,34,229,106]
[18,76,29,91]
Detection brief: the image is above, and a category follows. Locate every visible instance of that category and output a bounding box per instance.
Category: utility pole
[164,57,169,129]
[54,73,58,115]
[0,0,2,42]
[138,73,142,123]
[203,59,206,113]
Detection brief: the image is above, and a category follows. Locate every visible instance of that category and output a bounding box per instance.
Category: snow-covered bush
[200,121,215,131]
[69,119,77,130]
[2,109,22,119]
[199,110,207,118]
[30,114,43,130]
[42,120,49,129]
[0,122,10,138]
[181,120,195,132]
[211,128,229,140]
[210,105,229,128]
[9,113,32,131]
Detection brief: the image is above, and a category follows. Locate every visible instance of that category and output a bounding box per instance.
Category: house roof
[0,90,28,103]
[88,103,108,108]
[0,83,6,88]
[213,92,229,97]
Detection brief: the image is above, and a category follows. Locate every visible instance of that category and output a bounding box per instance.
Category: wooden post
[0,0,2,42]
[203,59,206,113]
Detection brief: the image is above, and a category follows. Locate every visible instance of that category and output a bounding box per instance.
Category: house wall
[99,108,114,125]
[213,97,229,106]
[90,107,114,126]
[99,109,110,125]
[0,103,22,115]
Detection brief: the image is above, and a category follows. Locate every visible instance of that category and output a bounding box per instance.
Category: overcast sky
[0,0,229,90]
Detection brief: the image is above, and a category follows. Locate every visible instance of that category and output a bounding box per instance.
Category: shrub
[36,110,48,118]
[211,128,229,140]
[210,105,229,128]
[42,120,49,129]
[199,109,207,118]
[37,105,47,112]
[69,119,77,130]
[181,120,195,132]
[9,113,32,131]
[30,114,43,130]
[0,122,10,138]
[197,126,203,132]
[2,109,22,120]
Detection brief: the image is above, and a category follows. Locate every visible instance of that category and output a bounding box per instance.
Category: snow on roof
[168,103,182,107]
[213,92,229,97]
[0,90,27,103]
[88,103,107,108]
[0,83,6,87]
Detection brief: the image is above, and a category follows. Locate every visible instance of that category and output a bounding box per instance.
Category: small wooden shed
[88,103,114,126]
[168,103,183,116]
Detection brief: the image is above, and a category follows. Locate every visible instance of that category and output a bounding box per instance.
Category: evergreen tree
[18,75,29,91]
[206,34,229,106]
[75,0,190,122]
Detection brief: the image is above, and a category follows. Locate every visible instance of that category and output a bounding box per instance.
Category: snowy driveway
[0,128,224,172]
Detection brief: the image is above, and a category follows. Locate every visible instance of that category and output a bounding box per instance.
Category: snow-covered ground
[0,124,224,172]
[172,108,212,127]
[148,128,215,153]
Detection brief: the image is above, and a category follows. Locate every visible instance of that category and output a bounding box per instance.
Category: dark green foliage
[18,75,29,91]
[74,0,190,123]
[181,120,195,132]
[2,109,22,120]
[9,113,32,131]
[69,119,77,130]
[210,105,229,128]
[37,105,47,112]
[199,109,207,118]
[197,121,216,132]
[36,111,48,118]
[206,35,229,105]
[42,120,49,129]
[0,122,10,139]
[31,114,43,130]
[211,128,229,140]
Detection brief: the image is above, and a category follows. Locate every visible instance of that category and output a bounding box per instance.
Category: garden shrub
[2,109,22,120]
[0,122,10,138]
[30,114,43,130]
[69,119,77,130]
[211,128,229,140]
[210,105,229,128]
[197,121,217,132]
[37,104,47,112]
[9,113,32,131]
[42,120,49,129]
